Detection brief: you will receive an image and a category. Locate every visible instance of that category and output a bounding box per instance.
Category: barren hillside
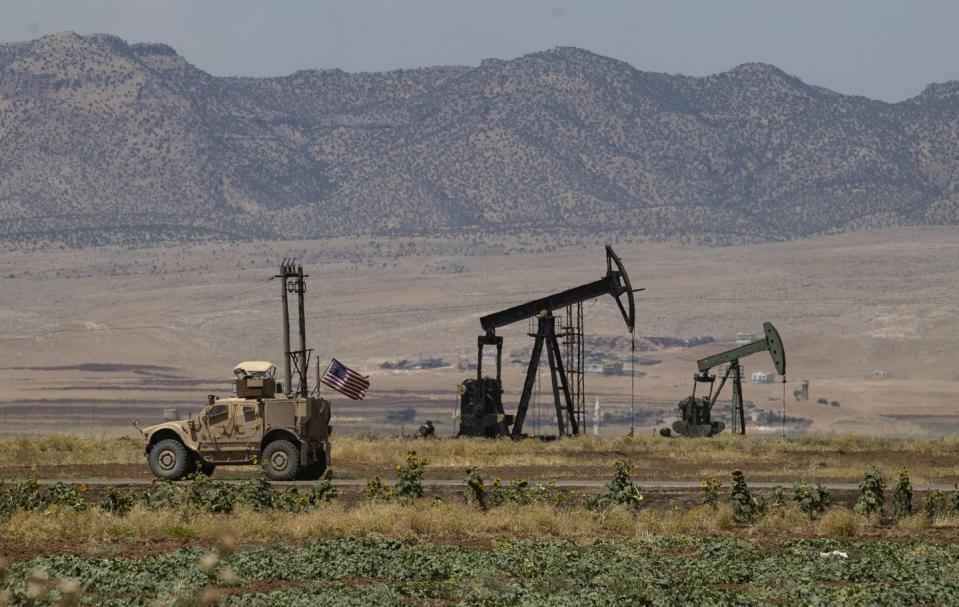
[1,32,958,247]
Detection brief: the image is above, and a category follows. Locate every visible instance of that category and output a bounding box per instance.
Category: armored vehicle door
[231,401,263,447]
[198,402,233,446]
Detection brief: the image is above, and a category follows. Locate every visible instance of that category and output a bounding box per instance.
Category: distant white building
[751,371,774,384]
[736,332,756,344]
[872,369,889,380]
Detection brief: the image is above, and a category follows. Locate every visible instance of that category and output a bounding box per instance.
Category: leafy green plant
[44,482,88,511]
[143,480,183,510]
[921,489,946,522]
[274,487,311,513]
[587,460,643,510]
[100,485,137,516]
[237,467,275,511]
[489,479,565,506]
[183,471,212,509]
[0,477,43,515]
[394,450,427,503]
[792,479,830,519]
[464,468,487,511]
[854,466,886,516]
[701,478,722,509]
[892,469,913,518]
[199,481,235,514]
[364,477,394,503]
[766,485,785,512]
[730,470,757,524]
[307,470,338,504]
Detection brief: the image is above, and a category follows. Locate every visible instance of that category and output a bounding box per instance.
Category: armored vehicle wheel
[199,462,216,477]
[262,440,301,481]
[297,457,327,481]
[148,439,193,481]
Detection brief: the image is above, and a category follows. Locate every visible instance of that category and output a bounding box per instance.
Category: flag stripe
[320,358,370,400]
[324,377,367,392]
[321,379,365,400]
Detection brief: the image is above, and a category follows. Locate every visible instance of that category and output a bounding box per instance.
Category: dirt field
[1,227,958,439]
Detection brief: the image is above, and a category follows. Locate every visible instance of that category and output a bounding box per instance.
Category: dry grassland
[2,501,958,556]
[1,435,959,485]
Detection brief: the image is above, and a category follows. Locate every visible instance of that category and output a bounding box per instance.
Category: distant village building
[585,363,605,374]
[603,361,625,376]
[872,369,889,380]
[735,332,756,344]
[751,371,774,384]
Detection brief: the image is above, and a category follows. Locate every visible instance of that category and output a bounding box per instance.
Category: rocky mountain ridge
[1,32,957,247]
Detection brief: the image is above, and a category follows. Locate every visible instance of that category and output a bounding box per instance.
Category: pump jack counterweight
[457,246,640,439]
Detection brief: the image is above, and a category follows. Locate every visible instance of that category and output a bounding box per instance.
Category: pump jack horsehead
[457,246,641,438]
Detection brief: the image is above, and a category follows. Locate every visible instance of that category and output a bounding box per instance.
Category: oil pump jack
[457,246,639,438]
[668,322,786,438]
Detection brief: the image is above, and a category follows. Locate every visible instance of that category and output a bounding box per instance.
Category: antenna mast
[276,259,312,397]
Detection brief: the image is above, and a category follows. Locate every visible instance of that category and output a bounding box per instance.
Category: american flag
[321,358,370,400]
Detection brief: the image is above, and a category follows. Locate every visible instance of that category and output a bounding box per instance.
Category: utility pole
[276,259,311,397]
[295,264,308,397]
[278,261,292,394]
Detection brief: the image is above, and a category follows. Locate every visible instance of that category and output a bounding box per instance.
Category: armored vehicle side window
[206,404,228,425]
[242,406,256,422]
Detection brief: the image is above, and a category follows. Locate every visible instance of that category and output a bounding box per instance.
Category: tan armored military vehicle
[140,361,331,481]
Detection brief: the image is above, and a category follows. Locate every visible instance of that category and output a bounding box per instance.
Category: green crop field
[2,438,959,604]
[3,537,959,606]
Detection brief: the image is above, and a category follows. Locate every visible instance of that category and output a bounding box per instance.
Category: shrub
[199,481,235,514]
[237,469,274,511]
[701,478,722,510]
[364,477,393,503]
[143,480,182,510]
[793,480,831,519]
[730,470,757,524]
[307,471,338,504]
[489,479,565,506]
[464,467,487,511]
[950,485,959,512]
[43,482,88,511]
[275,476,336,513]
[854,466,885,516]
[766,486,786,512]
[921,490,947,522]
[184,472,212,509]
[892,470,913,518]
[274,487,311,513]
[0,478,43,514]
[394,450,427,503]
[588,460,643,510]
[100,486,137,516]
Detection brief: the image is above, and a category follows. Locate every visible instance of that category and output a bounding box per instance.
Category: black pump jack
[460,246,639,438]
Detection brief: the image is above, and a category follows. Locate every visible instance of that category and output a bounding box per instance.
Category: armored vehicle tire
[199,462,216,477]
[297,457,327,481]
[148,439,193,481]
[262,439,301,481]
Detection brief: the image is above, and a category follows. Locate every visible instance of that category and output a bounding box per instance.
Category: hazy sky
[2,0,957,102]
